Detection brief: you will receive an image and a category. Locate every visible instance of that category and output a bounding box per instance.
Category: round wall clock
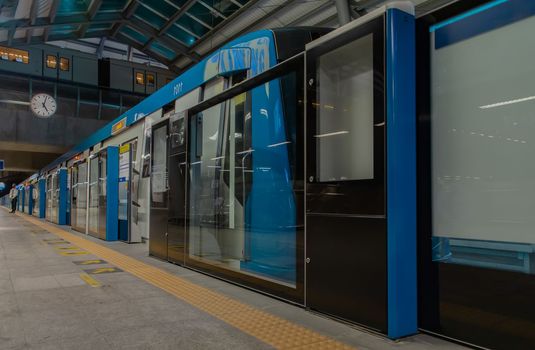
[30,93,57,118]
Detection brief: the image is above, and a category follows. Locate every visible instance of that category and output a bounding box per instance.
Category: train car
[0,44,175,94]
[16,2,419,339]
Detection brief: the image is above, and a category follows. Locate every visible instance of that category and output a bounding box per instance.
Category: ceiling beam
[160,0,197,35]
[185,0,261,55]
[110,0,139,38]
[115,32,181,73]
[179,0,296,71]
[96,37,106,58]
[0,16,125,30]
[43,0,60,42]
[128,18,200,62]
[26,0,39,44]
[229,0,243,8]
[198,0,227,20]
[141,0,198,51]
[79,0,104,37]
[163,0,213,30]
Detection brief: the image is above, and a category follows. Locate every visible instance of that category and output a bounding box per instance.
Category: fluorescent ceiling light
[479,95,535,109]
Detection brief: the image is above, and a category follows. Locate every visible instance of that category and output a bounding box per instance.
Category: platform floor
[0,209,467,350]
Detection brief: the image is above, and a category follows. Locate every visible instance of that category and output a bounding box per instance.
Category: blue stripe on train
[433,0,535,49]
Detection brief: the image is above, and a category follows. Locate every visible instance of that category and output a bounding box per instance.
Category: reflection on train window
[188,74,301,287]
[316,33,374,182]
[46,55,57,69]
[141,122,152,178]
[0,46,29,64]
[430,12,535,275]
[60,57,70,71]
[136,72,144,85]
[147,73,155,87]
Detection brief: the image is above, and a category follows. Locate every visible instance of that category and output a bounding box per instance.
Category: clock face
[30,93,57,118]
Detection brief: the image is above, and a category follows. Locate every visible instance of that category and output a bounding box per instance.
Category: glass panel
[316,33,374,182]
[129,140,140,226]
[151,125,167,205]
[77,162,88,231]
[188,73,301,286]
[150,41,176,60]
[46,55,57,69]
[187,3,224,27]
[100,0,128,12]
[142,120,152,178]
[98,154,107,237]
[166,26,195,47]
[135,72,144,85]
[133,5,166,29]
[88,158,99,234]
[33,185,38,215]
[431,12,535,274]
[121,26,149,44]
[59,57,69,71]
[0,46,29,64]
[119,145,131,221]
[147,74,155,87]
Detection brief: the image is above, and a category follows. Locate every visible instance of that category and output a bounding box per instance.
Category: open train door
[149,120,169,260]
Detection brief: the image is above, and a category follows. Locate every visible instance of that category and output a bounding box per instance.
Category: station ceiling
[0,0,442,73]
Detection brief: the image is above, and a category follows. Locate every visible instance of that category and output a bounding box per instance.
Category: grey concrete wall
[0,107,108,148]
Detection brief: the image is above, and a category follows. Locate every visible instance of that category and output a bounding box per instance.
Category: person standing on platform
[9,184,18,213]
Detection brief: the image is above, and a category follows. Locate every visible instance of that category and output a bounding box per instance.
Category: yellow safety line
[17,214,355,349]
[79,273,102,287]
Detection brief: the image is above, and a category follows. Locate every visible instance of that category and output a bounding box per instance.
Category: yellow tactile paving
[79,273,102,287]
[17,214,357,350]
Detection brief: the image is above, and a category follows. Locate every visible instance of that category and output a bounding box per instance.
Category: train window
[135,72,144,85]
[0,46,29,64]
[59,57,70,71]
[46,55,57,69]
[141,119,152,178]
[146,73,155,87]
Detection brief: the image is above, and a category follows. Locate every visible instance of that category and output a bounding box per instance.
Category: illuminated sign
[111,117,127,135]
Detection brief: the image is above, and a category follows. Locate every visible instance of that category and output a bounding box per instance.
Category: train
[0,43,175,94]
[4,3,416,339]
[7,1,535,349]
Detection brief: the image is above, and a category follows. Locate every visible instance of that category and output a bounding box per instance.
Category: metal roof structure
[0,0,443,72]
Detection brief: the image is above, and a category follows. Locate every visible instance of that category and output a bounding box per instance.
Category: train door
[71,161,88,233]
[46,175,52,220]
[71,165,78,228]
[118,139,142,243]
[149,120,169,259]
[305,15,388,331]
[97,150,108,240]
[167,112,187,264]
[66,169,71,225]
[32,182,39,217]
[88,153,107,238]
[46,173,59,223]
[88,156,99,237]
[304,5,416,338]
